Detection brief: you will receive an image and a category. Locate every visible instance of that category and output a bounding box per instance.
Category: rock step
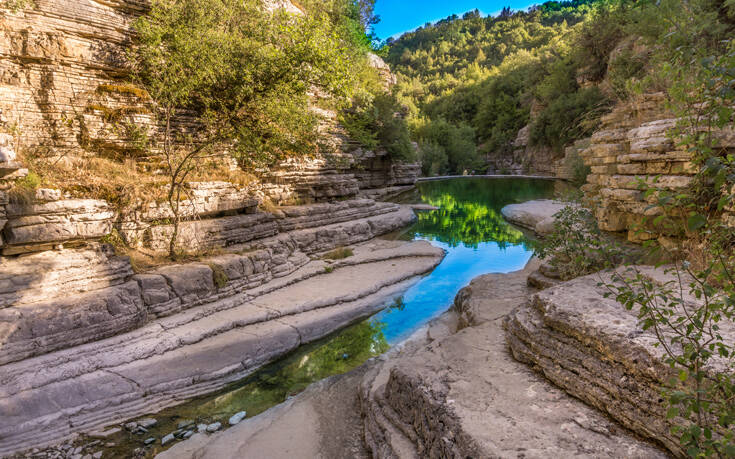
[0,241,444,455]
[0,205,417,365]
[504,268,735,457]
[360,263,669,459]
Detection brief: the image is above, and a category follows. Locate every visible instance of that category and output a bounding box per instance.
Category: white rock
[138,418,158,429]
[197,424,208,433]
[205,422,221,433]
[228,411,247,426]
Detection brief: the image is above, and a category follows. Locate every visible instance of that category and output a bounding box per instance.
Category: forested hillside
[382,0,735,176]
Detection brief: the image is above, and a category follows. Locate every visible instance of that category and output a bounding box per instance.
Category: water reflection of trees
[407,178,556,248]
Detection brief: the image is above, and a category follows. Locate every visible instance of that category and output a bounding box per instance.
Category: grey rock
[196,424,208,433]
[205,423,221,433]
[361,261,668,458]
[504,267,735,457]
[182,431,194,439]
[228,411,246,426]
[92,452,102,459]
[161,433,175,446]
[137,418,157,429]
[501,200,571,235]
[176,420,194,430]
[143,438,155,446]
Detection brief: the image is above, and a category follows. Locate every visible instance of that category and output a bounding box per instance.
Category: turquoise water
[113,178,559,456]
[376,177,557,343]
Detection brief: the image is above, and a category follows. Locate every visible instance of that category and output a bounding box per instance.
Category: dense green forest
[379,0,735,176]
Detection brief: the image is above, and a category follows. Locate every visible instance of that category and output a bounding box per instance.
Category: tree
[132,0,355,257]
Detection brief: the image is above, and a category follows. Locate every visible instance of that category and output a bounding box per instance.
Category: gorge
[1,0,734,458]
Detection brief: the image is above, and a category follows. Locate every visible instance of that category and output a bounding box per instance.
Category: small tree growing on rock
[131,0,355,257]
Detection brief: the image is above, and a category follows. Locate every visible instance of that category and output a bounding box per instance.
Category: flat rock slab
[360,261,667,458]
[501,200,570,235]
[159,368,371,459]
[505,267,735,456]
[0,240,444,455]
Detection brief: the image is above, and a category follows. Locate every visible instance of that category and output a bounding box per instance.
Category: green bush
[415,119,481,174]
[418,141,449,176]
[530,87,610,151]
[341,93,415,162]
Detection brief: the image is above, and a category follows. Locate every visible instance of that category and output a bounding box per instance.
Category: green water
[107,178,560,457]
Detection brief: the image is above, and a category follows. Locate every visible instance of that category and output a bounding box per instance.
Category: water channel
[112,177,562,456]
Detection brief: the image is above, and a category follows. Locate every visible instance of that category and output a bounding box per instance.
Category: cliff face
[579,93,735,242]
[0,0,150,154]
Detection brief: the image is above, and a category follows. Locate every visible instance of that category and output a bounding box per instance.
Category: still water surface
[115,178,559,456]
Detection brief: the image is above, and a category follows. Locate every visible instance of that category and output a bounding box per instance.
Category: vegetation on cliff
[382,0,735,177]
[536,2,735,454]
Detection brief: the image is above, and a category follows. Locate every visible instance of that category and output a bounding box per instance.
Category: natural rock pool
[107,178,560,457]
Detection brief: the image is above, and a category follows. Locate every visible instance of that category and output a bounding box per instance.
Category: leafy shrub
[563,148,591,188]
[536,205,623,280]
[418,141,448,176]
[415,119,481,174]
[531,87,610,151]
[607,47,648,100]
[8,171,41,204]
[208,263,229,289]
[341,93,415,162]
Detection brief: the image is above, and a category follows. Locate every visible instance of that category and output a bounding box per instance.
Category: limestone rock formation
[504,268,735,457]
[501,199,570,236]
[359,262,667,458]
[0,239,445,455]
[579,93,717,241]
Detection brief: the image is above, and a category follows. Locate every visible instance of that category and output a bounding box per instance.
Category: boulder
[504,268,735,456]
[501,200,570,235]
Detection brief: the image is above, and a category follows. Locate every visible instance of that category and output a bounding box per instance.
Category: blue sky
[372,0,539,39]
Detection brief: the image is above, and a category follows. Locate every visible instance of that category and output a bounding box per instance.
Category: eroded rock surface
[359,261,667,459]
[505,268,735,457]
[0,239,444,455]
[501,199,570,236]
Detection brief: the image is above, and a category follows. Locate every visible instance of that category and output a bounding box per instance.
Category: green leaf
[687,214,707,231]
[679,370,688,382]
[666,406,679,419]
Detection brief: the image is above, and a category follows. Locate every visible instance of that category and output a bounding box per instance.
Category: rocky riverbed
[158,259,669,459]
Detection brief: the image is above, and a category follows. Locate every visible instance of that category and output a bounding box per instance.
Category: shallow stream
[109,178,561,457]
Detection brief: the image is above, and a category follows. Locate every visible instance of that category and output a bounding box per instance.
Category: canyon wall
[580,92,735,242]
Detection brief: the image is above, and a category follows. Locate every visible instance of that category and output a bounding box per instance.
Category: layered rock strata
[0,238,444,455]
[0,201,416,365]
[359,262,667,458]
[0,188,406,255]
[505,268,735,457]
[578,93,735,241]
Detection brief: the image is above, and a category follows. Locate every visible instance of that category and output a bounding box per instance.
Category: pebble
[124,422,138,431]
[161,433,175,446]
[197,423,208,433]
[93,453,103,459]
[228,411,247,426]
[138,418,158,429]
[143,438,156,446]
[182,430,194,439]
[177,420,194,429]
[205,422,221,433]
